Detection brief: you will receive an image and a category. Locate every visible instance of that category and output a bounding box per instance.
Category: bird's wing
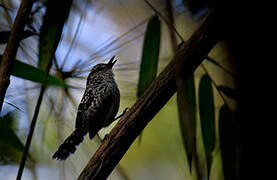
[101,84,120,127]
[75,85,97,131]
[87,83,120,139]
[75,84,120,133]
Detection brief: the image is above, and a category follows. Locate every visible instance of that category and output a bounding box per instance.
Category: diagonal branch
[0,0,36,112]
[78,12,221,180]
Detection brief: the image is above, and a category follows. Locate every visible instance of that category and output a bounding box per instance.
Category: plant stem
[16,84,46,180]
[0,0,36,112]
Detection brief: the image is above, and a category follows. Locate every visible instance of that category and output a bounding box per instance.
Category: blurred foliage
[39,0,73,70]
[218,86,238,100]
[137,15,161,144]
[0,112,26,164]
[219,104,237,180]
[0,55,71,87]
[137,15,161,98]
[199,74,216,176]
[177,74,196,170]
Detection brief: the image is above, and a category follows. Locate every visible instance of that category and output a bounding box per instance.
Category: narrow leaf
[0,55,71,87]
[0,112,25,153]
[39,0,72,70]
[206,57,235,77]
[218,85,238,100]
[219,104,236,180]
[205,56,221,67]
[199,74,216,175]
[0,112,34,164]
[137,15,160,144]
[177,74,196,169]
[137,15,161,97]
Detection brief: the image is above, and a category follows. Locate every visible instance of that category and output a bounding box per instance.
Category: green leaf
[137,15,161,144]
[0,55,71,87]
[218,86,238,100]
[0,112,26,164]
[137,16,161,144]
[177,74,196,170]
[137,15,161,97]
[0,112,35,164]
[199,74,216,175]
[219,104,236,180]
[0,112,24,152]
[39,0,73,70]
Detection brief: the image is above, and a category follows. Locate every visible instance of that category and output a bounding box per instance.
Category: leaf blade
[137,15,161,144]
[219,104,236,180]
[137,15,161,97]
[199,74,216,175]
[0,112,34,164]
[0,112,25,153]
[177,74,196,169]
[218,85,238,100]
[38,0,73,70]
[0,55,71,87]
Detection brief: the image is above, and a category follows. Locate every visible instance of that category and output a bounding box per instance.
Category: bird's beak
[107,56,117,68]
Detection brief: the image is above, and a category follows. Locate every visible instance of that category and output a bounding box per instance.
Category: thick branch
[78,12,220,180]
[0,0,36,112]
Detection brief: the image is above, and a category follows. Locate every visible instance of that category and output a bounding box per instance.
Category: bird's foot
[114,107,129,120]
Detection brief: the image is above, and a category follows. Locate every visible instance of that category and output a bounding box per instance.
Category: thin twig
[206,56,236,78]
[144,0,184,41]
[0,0,36,112]
[89,32,145,62]
[60,0,87,69]
[16,48,55,180]
[166,0,178,51]
[85,30,145,66]
[0,2,13,27]
[80,1,183,71]
[4,100,23,112]
[86,19,148,62]
[16,84,46,180]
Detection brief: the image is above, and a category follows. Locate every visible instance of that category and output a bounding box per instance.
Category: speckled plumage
[53,57,120,160]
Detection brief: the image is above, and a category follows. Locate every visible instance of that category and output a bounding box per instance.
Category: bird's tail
[52,129,86,160]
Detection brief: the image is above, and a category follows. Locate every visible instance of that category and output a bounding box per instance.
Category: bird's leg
[114,107,128,120]
[99,108,129,143]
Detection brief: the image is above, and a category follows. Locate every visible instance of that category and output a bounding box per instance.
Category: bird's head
[89,56,117,76]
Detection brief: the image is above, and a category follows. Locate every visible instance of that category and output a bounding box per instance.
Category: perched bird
[53,56,120,160]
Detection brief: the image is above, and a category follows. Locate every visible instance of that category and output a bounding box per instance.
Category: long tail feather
[52,129,86,160]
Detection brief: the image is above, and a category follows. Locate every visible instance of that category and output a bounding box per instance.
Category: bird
[52,56,120,160]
